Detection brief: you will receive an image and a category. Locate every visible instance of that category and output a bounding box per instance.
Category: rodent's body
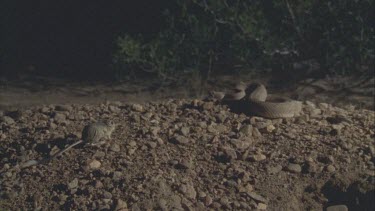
[82,122,116,145]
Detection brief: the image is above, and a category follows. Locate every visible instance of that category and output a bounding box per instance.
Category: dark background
[1,0,373,81]
[1,0,169,79]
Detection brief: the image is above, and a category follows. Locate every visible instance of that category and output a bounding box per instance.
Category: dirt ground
[0,74,374,210]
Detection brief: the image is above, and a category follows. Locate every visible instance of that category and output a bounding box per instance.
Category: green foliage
[113,0,374,81]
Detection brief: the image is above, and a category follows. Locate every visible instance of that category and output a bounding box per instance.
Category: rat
[19,120,116,169]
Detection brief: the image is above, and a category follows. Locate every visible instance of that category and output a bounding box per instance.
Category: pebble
[110,143,121,152]
[239,125,253,136]
[202,102,214,110]
[95,180,103,188]
[131,104,144,112]
[231,138,252,150]
[198,191,206,198]
[112,171,123,181]
[257,203,267,210]
[1,116,15,125]
[326,165,336,172]
[180,127,190,136]
[223,147,237,161]
[310,108,322,116]
[247,192,267,203]
[286,163,302,173]
[88,159,101,169]
[114,199,127,210]
[318,103,329,110]
[147,141,157,149]
[266,124,276,133]
[171,135,190,145]
[267,165,283,174]
[53,113,67,123]
[128,141,137,147]
[68,178,78,189]
[250,153,266,162]
[103,191,112,199]
[180,184,196,200]
[326,205,348,211]
[252,128,262,138]
[204,195,213,206]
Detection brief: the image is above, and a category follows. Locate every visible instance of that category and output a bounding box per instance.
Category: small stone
[239,183,254,193]
[109,105,121,113]
[266,124,276,133]
[88,159,101,169]
[257,203,267,210]
[231,138,252,150]
[267,165,283,174]
[326,165,336,172]
[147,141,157,149]
[114,199,127,210]
[326,205,348,211]
[112,171,123,181]
[110,143,121,152]
[202,102,214,110]
[252,128,262,138]
[215,114,227,123]
[250,153,266,162]
[156,138,164,145]
[223,147,237,161]
[58,194,68,205]
[40,106,50,113]
[128,141,137,147]
[247,192,267,203]
[171,135,190,145]
[150,127,160,136]
[287,163,302,173]
[180,184,196,200]
[131,104,144,112]
[239,125,253,136]
[305,100,316,108]
[198,192,206,198]
[310,108,322,116]
[128,148,136,155]
[204,195,213,206]
[53,113,66,123]
[330,124,343,136]
[1,116,15,125]
[178,158,193,169]
[95,180,103,188]
[219,196,229,206]
[68,178,78,189]
[103,191,112,199]
[180,127,190,136]
[318,103,329,110]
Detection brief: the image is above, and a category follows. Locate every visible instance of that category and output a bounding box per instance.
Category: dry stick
[20,140,84,169]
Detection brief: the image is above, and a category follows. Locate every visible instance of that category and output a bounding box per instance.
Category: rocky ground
[0,97,374,210]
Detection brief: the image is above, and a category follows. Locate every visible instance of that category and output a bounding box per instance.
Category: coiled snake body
[210,83,302,118]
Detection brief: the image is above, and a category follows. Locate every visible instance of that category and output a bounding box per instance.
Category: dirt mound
[0,99,374,210]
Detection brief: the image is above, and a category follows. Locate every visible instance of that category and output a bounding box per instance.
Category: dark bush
[113,0,374,81]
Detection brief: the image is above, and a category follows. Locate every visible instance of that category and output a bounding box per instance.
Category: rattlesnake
[210,82,302,118]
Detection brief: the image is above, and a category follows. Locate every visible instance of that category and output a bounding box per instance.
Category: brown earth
[0,74,374,210]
